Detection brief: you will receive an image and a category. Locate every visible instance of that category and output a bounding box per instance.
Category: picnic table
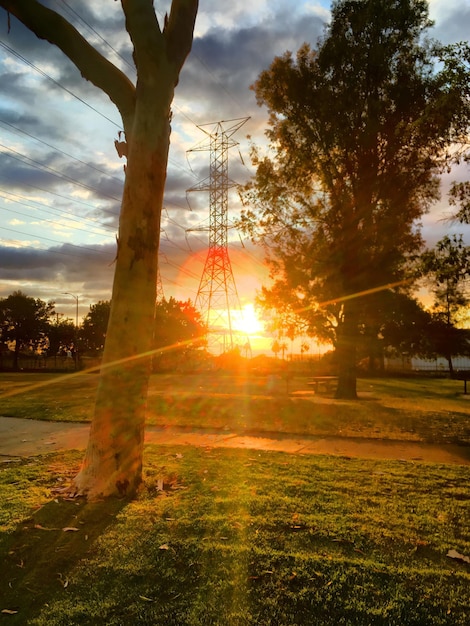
[307,376,338,393]
[451,371,470,394]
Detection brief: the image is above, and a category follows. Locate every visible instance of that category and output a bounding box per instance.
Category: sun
[232,303,264,336]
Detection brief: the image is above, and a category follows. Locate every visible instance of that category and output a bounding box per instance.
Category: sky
[0,0,469,351]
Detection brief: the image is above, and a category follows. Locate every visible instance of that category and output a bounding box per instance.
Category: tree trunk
[335,302,358,399]
[72,92,171,499]
[0,0,199,500]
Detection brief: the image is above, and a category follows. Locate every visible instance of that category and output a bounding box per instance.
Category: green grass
[1,372,470,444]
[0,446,469,625]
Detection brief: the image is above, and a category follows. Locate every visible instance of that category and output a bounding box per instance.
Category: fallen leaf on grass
[447,549,470,564]
[58,574,69,588]
[159,543,169,550]
[2,609,18,614]
[139,596,155,602]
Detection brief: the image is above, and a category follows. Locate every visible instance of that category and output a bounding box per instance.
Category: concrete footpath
[1,416,470,466]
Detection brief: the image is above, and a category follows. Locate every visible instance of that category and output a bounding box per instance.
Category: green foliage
[153,297,207,371]
[1,448,469,625]
[242,0,470,397]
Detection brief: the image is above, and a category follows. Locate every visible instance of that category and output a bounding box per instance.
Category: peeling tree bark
[0,0,198,499]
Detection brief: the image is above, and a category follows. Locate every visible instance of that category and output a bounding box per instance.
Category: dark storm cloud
[178,12,326,116]
[0,242,115,287]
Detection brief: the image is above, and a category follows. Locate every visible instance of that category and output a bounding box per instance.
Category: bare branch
[120,0,198,82]
[120,0,163,74]
[165,0,199,72]
[0,0,136,130]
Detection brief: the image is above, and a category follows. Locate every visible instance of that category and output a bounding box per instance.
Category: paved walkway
[1,416,470,466]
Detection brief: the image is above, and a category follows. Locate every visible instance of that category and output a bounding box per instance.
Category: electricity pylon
[187,117,250,354]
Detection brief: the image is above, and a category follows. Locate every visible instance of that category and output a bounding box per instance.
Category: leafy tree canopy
[153,297,207,371]
[241,0,470,397]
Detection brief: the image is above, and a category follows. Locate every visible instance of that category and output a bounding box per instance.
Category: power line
[0,142,121,202]
[0,40,122,130]
[0,118,124,186]
[58,0,136,75]
[0,225,113,256]
[0,197,114,240]
[5,178,117,214]
[0,189,117,235]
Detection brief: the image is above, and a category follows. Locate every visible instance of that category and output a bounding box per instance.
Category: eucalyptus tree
[242,0,470,398]
[0,0,198,498]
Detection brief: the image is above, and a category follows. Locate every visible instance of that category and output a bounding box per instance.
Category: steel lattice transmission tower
[187,117,250,354]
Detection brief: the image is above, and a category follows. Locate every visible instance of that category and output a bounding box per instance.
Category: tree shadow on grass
[0,497,127,625]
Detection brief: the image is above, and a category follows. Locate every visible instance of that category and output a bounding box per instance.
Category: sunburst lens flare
[232,303,264,336]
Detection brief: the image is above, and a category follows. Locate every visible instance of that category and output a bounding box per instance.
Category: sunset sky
[0,1,469,350]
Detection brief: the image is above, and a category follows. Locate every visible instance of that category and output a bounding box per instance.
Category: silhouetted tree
[358,290,433,371]
[0,291,54,369]
[47,316,76,358]
[80,301,111,355]
[242,0,470,398]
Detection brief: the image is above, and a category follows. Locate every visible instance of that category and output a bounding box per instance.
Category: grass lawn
[1,372,470,444]
[0,446,469,625]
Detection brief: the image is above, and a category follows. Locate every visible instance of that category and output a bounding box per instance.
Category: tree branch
[165,0,199,73]
[120,0,198,82]
[0,0,136,130]
[120,0,163,74]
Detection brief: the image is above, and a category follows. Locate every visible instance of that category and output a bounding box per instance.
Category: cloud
[429,0,470,44]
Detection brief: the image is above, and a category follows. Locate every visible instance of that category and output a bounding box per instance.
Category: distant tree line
[0,291,207,371]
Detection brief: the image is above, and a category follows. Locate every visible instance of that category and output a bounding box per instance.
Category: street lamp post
[63,292,79,369]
